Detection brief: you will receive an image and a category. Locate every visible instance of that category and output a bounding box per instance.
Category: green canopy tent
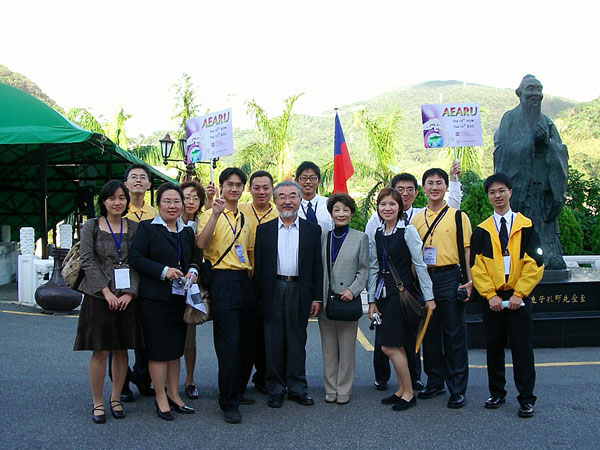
[0,83,175,257]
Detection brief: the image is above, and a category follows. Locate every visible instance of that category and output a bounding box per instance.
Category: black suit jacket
[254,217,323,319]
[129,220,199,302]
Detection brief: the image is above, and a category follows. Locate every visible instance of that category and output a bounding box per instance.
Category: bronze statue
[494,75,569,270]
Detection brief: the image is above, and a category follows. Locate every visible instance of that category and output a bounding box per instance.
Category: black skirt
[138,294,186,361]
[375,293,412,348]
[73,294,144,351]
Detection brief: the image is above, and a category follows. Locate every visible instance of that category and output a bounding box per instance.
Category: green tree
[172,73,200,140]
[240,94,303,182]
[460,182,493,228]
[558,207,583,255]
[103,106,132,148]
[66,107,105,134]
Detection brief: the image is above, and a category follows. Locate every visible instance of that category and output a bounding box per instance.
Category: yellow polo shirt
[238,202,279,234]
[125,202,156,222]
[412,204,472,267]
[197,208,254,271]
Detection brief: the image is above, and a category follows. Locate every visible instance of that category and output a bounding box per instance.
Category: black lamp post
[159,133,217,182]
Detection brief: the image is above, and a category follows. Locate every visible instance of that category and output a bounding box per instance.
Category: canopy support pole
[38,145,48,259]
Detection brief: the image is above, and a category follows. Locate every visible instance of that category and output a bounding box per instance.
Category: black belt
[427,264,458,273]
[276,275,299,282]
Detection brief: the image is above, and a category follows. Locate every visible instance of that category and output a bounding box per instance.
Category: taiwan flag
[333,112,354,194]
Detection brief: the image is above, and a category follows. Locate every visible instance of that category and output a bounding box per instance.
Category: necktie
[499,217,509,255]
[403,212,409,226]
[306,202,317,224]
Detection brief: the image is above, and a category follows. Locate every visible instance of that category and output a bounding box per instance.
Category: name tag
[423,246,437,266]
[375,278,385,300]
[114,267,131,290]
[503,255,511,275]
[234,244,246,263]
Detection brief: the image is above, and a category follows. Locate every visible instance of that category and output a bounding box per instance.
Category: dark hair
[124,163,151,181]
[180,180,206,214]
[327,193,356,215]
[391,173,418,190]
[376,188,403,222]
[295,161,321,181]
[156,182,184,205]
[422,168,449,186]
[98,180,130,217]
[219,167,247,186]
[483,173,512,193]
[250,170,274,186]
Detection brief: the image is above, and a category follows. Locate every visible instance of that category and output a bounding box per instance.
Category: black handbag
[387,254,426,324]
[325,231,363,321]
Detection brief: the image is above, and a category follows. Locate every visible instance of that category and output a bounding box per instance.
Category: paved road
[1,301,599,449]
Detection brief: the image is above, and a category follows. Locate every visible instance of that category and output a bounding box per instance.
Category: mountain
[0,64,63,113]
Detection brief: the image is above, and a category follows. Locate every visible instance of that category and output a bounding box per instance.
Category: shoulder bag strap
[455,210,468,284]
[212,212,246,268]
[420,205,449,247]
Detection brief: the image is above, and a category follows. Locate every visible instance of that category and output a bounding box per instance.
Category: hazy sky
[2,0,598,136]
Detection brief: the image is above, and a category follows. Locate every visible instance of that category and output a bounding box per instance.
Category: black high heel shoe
[92,405,106,424]
[110,399,125,419]
[154,400,174,421]
[167,396,195,414]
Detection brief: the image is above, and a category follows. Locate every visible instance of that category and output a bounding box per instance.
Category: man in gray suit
[254,180,323,408]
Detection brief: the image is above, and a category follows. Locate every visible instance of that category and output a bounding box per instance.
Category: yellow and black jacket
[470,213,544,300]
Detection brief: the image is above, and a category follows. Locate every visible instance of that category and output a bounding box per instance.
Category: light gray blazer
[320,228,370,313]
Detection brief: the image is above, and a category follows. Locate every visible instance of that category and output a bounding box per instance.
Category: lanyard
[176,230,182,269]
[133,210,144,221]
[330,228,349,263]
[105,217,123,264]
[300,200,318,220]
[252,205,273,225]
[223,212,239,238]
[423,205,449,245]
[494,213,514,248]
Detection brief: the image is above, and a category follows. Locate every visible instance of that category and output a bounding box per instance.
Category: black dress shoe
[448,393,466,409]
[135,383,155,397]
[239,394,256,405]
[154,401,174,421]
[392,395,417,411]
[109,400,125,419]
[417,386,445,399]
[120,385,134,403]
[381,394,402,405]
[412,380,425,392]
[268,394,283,408]
[185,384,199,400]
[518,403,534,418]
[373,381,388,391]
[167,396,195,414]
[223,409,242,424]
[288,393,314,406]
[92,405,106,424]
[484,395,506,409]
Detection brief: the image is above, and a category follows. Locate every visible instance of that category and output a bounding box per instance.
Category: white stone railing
[563,255,600,269]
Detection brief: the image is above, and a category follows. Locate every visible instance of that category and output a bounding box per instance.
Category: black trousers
[422,267,469,394]
[210,270,258,412]
[373,324,422,384]
[482,295,536,405]
[264,279,309,396]
[251,308,266,387]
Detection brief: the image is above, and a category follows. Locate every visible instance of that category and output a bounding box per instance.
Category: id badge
[234,244,246,263]
[375,278,385,299]
[423,246,437,266]
[114,267,131,290]
[503,255,511,275]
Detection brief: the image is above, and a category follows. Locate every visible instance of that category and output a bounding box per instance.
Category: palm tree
[66,107,105,134]
[240,93,303,181]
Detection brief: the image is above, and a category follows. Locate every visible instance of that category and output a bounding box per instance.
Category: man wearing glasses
[295,161,333,232]
[124,164,156,222]
[364,162,462,395]
[196,167,258,424]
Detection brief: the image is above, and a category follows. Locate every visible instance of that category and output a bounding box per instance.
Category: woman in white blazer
[318,193,369,405]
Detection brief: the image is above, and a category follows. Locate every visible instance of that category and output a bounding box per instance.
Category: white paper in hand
[186,283,207,313]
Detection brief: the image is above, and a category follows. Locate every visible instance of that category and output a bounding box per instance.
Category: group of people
[74,158,544,425]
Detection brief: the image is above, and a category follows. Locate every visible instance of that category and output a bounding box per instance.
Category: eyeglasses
[161,199,182,205]
[488,188,509,196]
[184,196,200,202]
[223,182,244,189]
[128,174,148,181]
[298,175,318,182]
[276,194,299,202]
[396,187,415,194]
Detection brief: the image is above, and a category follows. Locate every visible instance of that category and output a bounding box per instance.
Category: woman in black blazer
[130,183,199,421]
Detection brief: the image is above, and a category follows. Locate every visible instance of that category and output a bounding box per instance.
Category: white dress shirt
[493,209,514,237]
[367,220,434,302]
[277,216,300,276]
[298,194,333,232]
